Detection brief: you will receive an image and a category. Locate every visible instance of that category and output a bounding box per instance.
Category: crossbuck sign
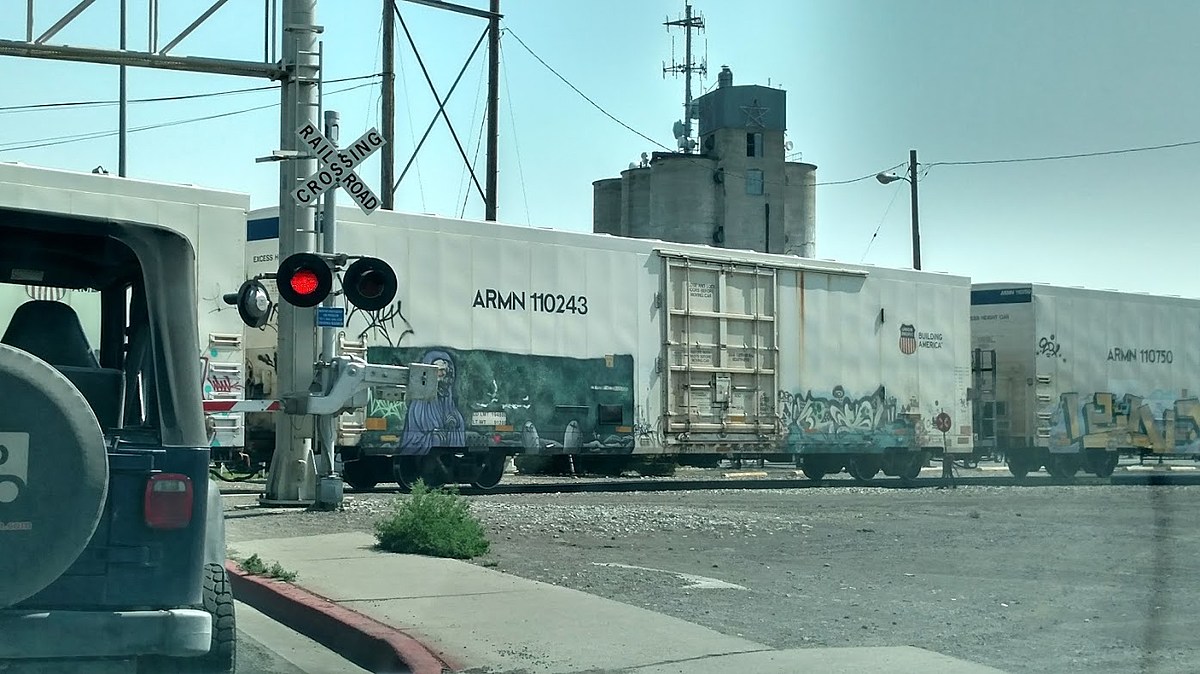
[290,123,387,215]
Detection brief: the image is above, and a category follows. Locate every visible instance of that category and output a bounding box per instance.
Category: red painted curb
[226,560,458,674]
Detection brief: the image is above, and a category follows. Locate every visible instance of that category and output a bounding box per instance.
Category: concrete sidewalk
[230,532,1006,674]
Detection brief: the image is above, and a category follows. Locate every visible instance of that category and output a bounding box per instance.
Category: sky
[2,0,1199,297]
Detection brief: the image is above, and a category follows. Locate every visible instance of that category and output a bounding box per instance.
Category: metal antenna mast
[663,3,705,153]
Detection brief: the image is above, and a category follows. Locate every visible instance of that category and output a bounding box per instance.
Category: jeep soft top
[0,165,236,673]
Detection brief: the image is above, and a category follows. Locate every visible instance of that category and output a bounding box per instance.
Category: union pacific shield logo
[899,324,917,355]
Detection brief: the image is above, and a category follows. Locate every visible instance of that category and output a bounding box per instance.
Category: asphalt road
[235,601,368,674]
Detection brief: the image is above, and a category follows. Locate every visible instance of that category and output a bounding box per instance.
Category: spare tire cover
[0,343,108,607]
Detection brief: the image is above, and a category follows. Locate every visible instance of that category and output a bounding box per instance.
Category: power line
[0,74,381,115]
[816,164,904,187]
[503,27,670,152]
[0,81,378,153]
[460,57,489,219]
[505,26,902,190]
[506,29,1200,187]
[458,45,489,217]
[928,139,1200,168]
[500,35,532,225]
[861,181,904,263]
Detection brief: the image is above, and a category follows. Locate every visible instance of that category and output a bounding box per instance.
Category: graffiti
[347,300,414,348]
[778,385,931,450]
[369,397,406,422]
[360,346,636,456]
[471,379,532,411]
[207,375,242,395]
[1037,334,1064,360]
[1052,391,1200,453]
[398,350,466,454]
[780,386,896,434]
[243,351,278,399]
[632,419,658,447]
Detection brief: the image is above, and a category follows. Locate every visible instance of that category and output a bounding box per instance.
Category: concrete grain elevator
[593,61,817,257]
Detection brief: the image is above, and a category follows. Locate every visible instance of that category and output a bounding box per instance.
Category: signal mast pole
[263,0,322,506]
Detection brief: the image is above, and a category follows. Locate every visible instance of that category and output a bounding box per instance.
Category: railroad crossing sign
[290,122,386,215]
[934,412,953,434]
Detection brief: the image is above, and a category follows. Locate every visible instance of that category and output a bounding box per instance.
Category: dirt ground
[225,483,1200,674]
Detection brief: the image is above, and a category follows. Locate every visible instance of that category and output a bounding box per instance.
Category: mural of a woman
[399,349,466,455]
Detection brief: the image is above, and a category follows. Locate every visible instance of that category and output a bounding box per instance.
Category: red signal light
[276,253,333,308]
[290,269,321,296]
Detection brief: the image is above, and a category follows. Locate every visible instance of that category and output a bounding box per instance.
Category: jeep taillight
[144,473,194,530]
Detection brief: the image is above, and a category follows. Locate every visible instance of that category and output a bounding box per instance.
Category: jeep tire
[0,343,108,608]
[137,563,236,673]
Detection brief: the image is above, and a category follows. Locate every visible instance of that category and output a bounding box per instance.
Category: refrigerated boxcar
[970,283,1200,477]
[242,207,974,489]
[0,164,251,460]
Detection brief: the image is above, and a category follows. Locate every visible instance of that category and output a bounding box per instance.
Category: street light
[875,149,921,271]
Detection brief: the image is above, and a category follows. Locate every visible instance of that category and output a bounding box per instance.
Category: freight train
[241,206,976,490]
[237,207,1200,488]
[970,283,1200,478]
[5,163,1190,490]
[0,163,253,460]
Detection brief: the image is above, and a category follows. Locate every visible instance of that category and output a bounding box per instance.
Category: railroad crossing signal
[290,122,386,215]
[935,412,953,434]
[225,253,399,327]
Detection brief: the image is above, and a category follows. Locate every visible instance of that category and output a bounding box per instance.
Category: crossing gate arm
[203,400,282,413]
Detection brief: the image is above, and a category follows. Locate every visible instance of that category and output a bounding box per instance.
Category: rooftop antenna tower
[663,3,706,153]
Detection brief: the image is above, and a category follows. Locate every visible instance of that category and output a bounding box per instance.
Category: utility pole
[313,108,341,510]
[263,0,322,506]
[381,0,395,209]
[664,4,705,153]
[118,0,127,177]
[909,149,921,271]
[484,0,499,221]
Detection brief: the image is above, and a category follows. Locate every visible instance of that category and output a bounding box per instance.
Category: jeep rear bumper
[0,608,211,659]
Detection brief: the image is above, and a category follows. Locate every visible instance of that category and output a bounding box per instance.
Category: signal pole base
[311,475,345,511]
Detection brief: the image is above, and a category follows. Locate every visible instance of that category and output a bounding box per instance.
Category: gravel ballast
[225,484,1200,673]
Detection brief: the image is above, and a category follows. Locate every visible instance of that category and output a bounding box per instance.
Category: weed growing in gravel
[240,554,299,582]
[374,480,490,559]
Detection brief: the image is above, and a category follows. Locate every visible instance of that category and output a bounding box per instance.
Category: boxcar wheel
[342,458,379,492]
[1007,457,1030,478]
[800,464,826,481]
[471,452,506,490]
[393,455,421,492]
[799,456,832,481]
[1047,454,1080,479]
[848,455,881,482]
[898,452,928,481]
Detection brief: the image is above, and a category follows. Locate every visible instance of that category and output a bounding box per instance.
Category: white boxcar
[0,163,251,456]
[244,206,973,489]
[970,283,1200,478]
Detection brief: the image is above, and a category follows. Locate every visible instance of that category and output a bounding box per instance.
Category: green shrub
[239,553,298,582]
[374,480,490,559]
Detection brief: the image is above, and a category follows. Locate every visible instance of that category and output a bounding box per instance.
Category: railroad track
[218,470,1200,498]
